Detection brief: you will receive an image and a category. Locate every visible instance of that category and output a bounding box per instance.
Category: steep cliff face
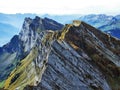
[31,41,110,90]
[25,21,120,90]
[0,16,63,89]
[19,16,63,52]
[0,16,120,90]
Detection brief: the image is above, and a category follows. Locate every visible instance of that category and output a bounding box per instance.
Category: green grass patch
[0,80,5,88]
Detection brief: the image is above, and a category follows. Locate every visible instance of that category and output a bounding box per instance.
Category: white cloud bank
[0,0,120,15]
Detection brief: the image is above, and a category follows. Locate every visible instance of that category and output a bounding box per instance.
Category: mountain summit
[0,16,120,90]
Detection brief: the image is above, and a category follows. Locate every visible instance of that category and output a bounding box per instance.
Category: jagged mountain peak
[24,17,32,23]
[24,16,64,30]
[0,17,120,90]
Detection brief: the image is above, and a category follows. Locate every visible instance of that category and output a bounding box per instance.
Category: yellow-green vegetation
[2,31,56,90]
[0,80,5,88]
[4,47,38,90]
[58,24,72,40]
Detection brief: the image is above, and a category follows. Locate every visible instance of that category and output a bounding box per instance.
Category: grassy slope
[3,47,38,90]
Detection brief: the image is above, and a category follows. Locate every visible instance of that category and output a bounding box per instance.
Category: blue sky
[0,0,120,15]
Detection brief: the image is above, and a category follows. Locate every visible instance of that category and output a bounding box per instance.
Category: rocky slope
[0,16,63,89]
[0,16,120,90]
[25,20,120,90]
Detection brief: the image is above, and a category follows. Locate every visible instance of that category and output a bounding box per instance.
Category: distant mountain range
[79,14,120,31]
[0,13,120,46]
[79,14,120,39]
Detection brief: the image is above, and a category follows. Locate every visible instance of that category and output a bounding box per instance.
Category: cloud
[0,0,120,15]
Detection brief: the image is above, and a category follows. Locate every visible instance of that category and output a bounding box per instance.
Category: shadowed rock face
[0,16,120,90]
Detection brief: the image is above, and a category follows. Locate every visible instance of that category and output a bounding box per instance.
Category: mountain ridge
[24,20,120,90]
[0,16,120,90]
[1,13,120,46]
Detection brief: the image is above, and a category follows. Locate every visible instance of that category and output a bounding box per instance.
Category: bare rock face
[0,16,120,90]
[27,22,118,90]
[0,16,63,89]
[19,16,63,52]
[25,20,120,90]
[33,41,111,90]
[73,20,81,27]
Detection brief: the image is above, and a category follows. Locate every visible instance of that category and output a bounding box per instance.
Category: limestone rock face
[0,16,63,89]
[33,41,110,90]
[73,20,81,27]
[0,16,120,90]
[19,16,63,52]
[28,21,120,90]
